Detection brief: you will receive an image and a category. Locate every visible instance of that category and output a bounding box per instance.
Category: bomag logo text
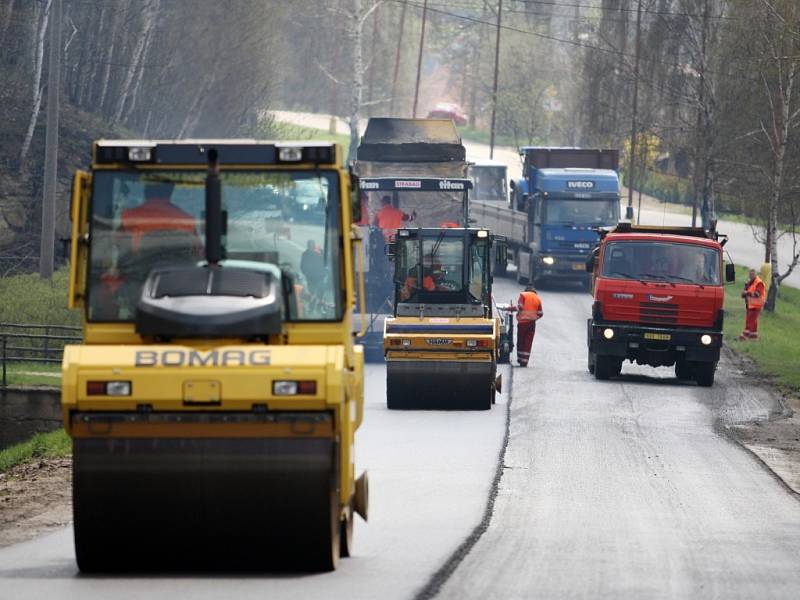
[135,349,271,367]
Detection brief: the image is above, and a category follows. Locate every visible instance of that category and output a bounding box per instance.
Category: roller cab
[383,228,502,410]
[63,140,367,572]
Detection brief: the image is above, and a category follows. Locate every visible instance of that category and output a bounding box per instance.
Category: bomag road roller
[62,140,368,572]
[383,226,503,410]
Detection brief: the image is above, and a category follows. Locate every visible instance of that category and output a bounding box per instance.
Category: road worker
[510,284,543,367]
[739,268,766,340]
[400,268,434,300]
[373,195,415,242]
[120,182,200,253]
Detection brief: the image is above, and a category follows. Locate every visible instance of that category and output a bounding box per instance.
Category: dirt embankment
[723,350,800,496]
[0,458,71,547]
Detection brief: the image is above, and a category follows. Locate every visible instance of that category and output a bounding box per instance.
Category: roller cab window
[87,170,342,322]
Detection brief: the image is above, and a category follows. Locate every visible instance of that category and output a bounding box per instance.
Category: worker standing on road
[514,285,543,367]
[739,268,766,340]
[373,195,415,242]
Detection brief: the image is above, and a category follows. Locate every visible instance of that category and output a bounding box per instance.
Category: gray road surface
[0,364,509,600]
[439,278,800,599]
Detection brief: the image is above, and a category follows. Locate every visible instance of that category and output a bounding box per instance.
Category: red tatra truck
[586,223,735,386]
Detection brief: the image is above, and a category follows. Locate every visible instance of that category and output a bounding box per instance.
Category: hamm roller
[383,226,504,410]
[62,140,367,571]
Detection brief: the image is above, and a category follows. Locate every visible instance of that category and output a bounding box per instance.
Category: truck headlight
[603,328,615,340]
[700,334,712,346]
[542,256,555,265]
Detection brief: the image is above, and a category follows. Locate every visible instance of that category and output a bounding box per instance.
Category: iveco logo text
[359,181,379,190]
[135,349,271,367]
[438,180,465,190]
[567,181,595,189]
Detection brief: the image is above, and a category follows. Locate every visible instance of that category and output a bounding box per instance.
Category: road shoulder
[722,348,800,496]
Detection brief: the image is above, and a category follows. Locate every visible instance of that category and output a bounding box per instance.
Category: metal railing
[0,323,82,387]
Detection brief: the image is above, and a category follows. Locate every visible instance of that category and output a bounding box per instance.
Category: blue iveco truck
[471,147,620,286]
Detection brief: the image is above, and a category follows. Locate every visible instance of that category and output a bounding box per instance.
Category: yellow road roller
[62,140,367,572]
[384,226,503,410]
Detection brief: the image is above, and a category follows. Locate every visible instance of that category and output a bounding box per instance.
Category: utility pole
[366,4,380,114]
[412,0,428,118]
[625,0,642,222]
[389,2,407,116]
[489,0,503,159]
[40,0,61,279]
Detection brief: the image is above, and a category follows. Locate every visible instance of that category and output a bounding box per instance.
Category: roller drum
[386,359,494,410]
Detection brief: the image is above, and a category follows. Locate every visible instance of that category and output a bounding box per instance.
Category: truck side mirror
[725,263,735,283]
[625,205,634,221]
[385,242,396,257]
[585,247,599,272]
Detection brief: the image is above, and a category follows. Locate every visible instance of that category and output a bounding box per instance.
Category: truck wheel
[693,361,716,387]
[594,355,620,380]
[588,351,596,375]
[675,360,690,380]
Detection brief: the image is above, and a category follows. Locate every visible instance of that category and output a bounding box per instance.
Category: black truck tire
[675,360,691,380]
[693,361,716,387]
[594,355,621,380]
[587,350,596,375]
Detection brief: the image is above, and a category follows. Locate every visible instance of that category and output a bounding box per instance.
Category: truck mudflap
[71,411,341,572]
[385,353,496,410]
[589,322,722,365]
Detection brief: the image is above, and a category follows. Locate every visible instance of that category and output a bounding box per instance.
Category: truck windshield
[87,169,342,322]
[470,166,506,202]
[543,198,619,226]
[601,241,721,285]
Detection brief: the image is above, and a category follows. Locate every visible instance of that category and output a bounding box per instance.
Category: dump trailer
[355,118,469,360]
[62,140,368,572]
[383,227,503,410]
[586,223,736,386]
[471,147,620,285]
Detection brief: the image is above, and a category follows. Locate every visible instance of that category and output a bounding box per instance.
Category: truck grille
[639,301,678,324]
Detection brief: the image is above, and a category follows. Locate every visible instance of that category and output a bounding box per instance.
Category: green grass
[3,362,61,386]
[0,429,71,473]
[724,265,800,390]
[0,268,78,326]
[263,121,351,157]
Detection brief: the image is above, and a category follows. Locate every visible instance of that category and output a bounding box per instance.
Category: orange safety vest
[517,291,543,322]
[375,205,406,230]
[745,276,766,310]
[121,198,199,252]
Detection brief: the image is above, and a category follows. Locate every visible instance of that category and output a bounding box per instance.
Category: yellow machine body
[63,140,367,572]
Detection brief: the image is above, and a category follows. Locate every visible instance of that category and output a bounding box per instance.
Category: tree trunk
[98,3,125,115]
[18,0,53,170]
[0,0,16,46]
[112,0,159,126]
[348,0,365,162]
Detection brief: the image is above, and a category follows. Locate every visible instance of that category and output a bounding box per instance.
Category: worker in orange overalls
[373,195,415,242]
[739,268,766,340]
[120,182,200,252]
[513,284,543,367]
[399,268,435,300]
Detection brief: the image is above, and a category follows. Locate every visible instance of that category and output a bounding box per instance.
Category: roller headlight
[700,334,712,346]
[603,328,615,340]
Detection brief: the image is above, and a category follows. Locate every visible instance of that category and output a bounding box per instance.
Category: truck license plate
[644,332,671,341]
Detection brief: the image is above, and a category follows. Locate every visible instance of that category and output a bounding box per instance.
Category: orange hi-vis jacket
[121,198,199,252]
[517,290,543,322]
[745,276,766,310]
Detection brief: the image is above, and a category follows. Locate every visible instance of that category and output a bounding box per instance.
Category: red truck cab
[586,224,735,386]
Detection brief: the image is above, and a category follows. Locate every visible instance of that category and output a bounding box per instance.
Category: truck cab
[468,158,508,205]
[586,223,735,386]
[512,147,620,286]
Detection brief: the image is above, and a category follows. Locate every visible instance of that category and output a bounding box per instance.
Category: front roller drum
[72,416,342,572]
[386,359,495,410]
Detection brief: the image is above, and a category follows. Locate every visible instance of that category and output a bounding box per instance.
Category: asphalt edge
[413,366,514,600]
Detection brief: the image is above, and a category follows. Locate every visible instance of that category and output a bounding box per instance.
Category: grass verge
[457,126,522,148]
[3,362,61,386]
[0,429,70,473]
[724,265,800,391]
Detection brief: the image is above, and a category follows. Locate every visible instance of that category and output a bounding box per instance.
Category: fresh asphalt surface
[2,279,800,598]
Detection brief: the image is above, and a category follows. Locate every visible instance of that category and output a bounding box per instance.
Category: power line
[389,0,758,83]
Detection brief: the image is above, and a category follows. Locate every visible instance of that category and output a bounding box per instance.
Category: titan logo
[135,349,271,367]
[438,180,465,190]
[360,181,379,189]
